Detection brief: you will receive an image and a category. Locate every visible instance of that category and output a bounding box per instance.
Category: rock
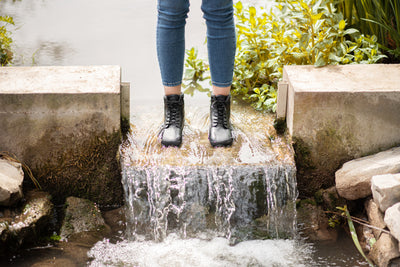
[361,224,376,253]
[102,207,126,236]
[370,233,400,267]
[365,198,387,239]
[385,203,400,246]
[60,197,109,240]
[315,186,346,211]
[0,158,24,206]
[0,190,54,254]
[297,200,338,242]
[335,147,400,200]
[371,174,400,212]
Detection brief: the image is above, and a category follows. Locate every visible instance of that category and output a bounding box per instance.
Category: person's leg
[201,0,236,147]
[157,0,190,95]
[201,0,236,96]
[157,0,189,146]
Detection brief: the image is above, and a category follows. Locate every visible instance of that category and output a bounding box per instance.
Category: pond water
[0,0,369,266]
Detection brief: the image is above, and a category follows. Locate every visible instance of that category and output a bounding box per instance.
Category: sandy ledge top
[283,64,400,93]
[0,65,121,94]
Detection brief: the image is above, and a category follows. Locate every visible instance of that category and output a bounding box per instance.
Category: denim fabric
[157,0,236,87]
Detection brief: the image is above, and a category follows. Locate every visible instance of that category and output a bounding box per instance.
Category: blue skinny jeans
[157,0,236,88]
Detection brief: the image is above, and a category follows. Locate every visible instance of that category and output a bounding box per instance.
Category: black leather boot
[161,94,184,147]
[209,94,233,147]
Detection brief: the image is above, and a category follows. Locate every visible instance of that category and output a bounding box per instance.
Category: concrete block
[121,82,130,130]
[0,66,126,206]
[281,64,400,195]
[276,81,288,119]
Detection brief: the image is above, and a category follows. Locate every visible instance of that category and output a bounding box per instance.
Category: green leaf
[300,33,310,49]
[342,206,376,267]
[315,52,327,67]
[343,28,359,36]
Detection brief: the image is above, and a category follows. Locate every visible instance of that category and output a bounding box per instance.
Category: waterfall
[87,103,319,267]
[120,103,298,243]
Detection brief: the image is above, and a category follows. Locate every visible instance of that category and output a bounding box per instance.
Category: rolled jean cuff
[212,80,232,87]
[163,81,182,87]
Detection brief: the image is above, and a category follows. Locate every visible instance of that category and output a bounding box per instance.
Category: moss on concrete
[293,117,366,198]
[29,131,123,207]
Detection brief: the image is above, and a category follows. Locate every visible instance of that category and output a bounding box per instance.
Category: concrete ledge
[0,66,127,206]
[280,64,400,195]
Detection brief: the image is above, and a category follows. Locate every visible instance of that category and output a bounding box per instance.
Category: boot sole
[209,138,233,147]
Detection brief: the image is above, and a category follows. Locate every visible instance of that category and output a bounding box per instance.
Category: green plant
[182,47,211,96]
[184,0,385,112]
[232,0,385,111]
[0,14,14,66]
[338,0,400,59]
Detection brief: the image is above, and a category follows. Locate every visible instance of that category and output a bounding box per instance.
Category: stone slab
[371,173,400,212]
[280,64,400,195]
[335,147,400,200]
[0,66,125,206]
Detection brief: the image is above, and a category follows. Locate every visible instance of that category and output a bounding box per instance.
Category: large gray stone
[0,159,24,206]
[335,147,400,200]
[60,197,109,240]
[385,203,400,246]
[372,174,400,212]
[370,233,400,267]
[365,198,386,239]
[278,64,400,196]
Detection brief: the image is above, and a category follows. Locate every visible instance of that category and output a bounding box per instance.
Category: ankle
[212,85,230,96]
[164,85,182,96]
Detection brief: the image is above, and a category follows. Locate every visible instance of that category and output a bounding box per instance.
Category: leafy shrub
[0,14,14,66]
[337,0,400,60]
[184,0,385,112]
[183,47,212,96]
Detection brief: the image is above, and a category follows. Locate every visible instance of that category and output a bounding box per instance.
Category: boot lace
[165,101,182,128]
[212,100,228,128]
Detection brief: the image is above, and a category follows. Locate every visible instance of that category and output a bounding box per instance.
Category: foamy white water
[88,234,313,267]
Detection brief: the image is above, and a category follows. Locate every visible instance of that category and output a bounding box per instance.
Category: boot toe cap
[161,126,182,147]
[209,127,233,147]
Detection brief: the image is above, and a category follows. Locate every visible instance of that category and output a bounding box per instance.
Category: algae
[29,130,123,207]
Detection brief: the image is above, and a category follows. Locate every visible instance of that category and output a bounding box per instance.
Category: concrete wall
[0,66,128,206]
[277,64,400,196]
